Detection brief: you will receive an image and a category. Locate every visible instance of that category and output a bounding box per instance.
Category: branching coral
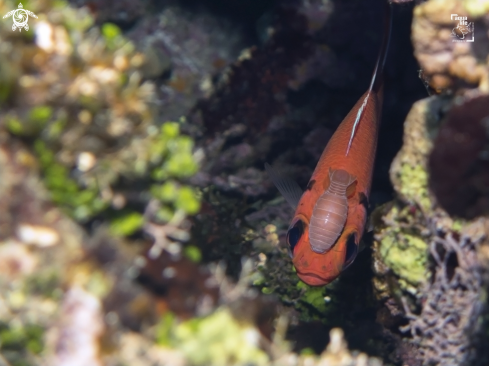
[399,223,487,365]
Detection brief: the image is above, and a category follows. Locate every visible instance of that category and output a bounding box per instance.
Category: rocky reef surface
[0,0,488,365]
[373,0,489,365]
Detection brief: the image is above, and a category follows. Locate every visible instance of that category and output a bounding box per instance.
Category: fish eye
[343,234,358,270]
[287,219,304,256]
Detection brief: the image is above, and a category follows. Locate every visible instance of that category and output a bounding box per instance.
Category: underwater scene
[0,0,488,365]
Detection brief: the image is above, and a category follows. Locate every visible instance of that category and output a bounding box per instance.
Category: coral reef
[412,0,489,93]
[0,0,201,226]
[2,0,489,364]
[372,1,489,365]
[127,4,248,123]
[0,0,396,364]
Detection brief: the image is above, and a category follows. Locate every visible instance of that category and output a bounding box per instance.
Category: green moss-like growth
[375,98,446,297]
[155,308,269,365]
[24,269,62,300]
[109,211,144,236]
[0,322,44,366]
[36,148,101,217]
[173,308,268,366]
[101,23,125,50]
[378,230,428,289]
[398,163,431,213]
[35,140,108,221]
[184,245,202,263]
[295,280,330,317]
[34,117,201,228]
[151,122,199,180]
[6,106,53,136]
[155,312,177,346]
[1,0,201,233]
[148,121,201,222]
[256,246,337,323]
[373,202,430,295]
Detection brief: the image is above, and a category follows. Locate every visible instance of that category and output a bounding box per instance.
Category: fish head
[287,214,361,286]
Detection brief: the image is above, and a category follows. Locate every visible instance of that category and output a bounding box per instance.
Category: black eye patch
[287,219,304,256]
[343,233,358,270]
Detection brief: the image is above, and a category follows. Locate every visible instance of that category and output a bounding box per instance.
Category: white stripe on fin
[346,3,392,156]
[265,163,303,209]
[346,92,370,156]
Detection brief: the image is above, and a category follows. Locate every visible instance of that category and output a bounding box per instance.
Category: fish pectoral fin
[358,238,366,252]
[265,163,303,209]
[365,216,374,233]
[358,192,373,232]
[358,192,369,210]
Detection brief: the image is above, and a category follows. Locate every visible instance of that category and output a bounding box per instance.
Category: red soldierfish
[266,4,392,286]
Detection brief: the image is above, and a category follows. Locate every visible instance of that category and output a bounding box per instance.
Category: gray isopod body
[309,169,356,254]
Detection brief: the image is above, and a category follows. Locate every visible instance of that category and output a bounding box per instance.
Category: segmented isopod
[309,169,356,254]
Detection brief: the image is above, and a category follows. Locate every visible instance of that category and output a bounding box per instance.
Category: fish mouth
[297,271,331,286]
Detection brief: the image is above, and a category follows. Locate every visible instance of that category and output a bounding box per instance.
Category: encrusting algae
[372,0,489,364]
[1,0,200,227]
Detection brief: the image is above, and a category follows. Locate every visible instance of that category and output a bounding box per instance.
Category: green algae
[374,98,439,296]
[155,312,177,346]
[256,248,337,322]
[378,230,428,288]
[0,322,44,366]
[398,163,431,213]
[6,117,24,135]
[101,23,121,42]
[296,281,328,314]
[152,123,199,180]
[373,202,430,295]
[452,219,464,233]
[173,308,268,366]
[175,187,201,215]
[184,245,202,263]
[1,0,201,234]
[6,106,53,137]
[29,106,53,126]
[155,308,269,366]
[34,140,108,221]
[109,211,144,236]
[24,270,62,300]
[33,118,201,228]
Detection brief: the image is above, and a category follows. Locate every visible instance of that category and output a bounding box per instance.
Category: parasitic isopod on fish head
[308,169,356,254]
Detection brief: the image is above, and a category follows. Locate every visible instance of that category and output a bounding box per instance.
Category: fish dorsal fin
[346,2,392,156]
[265,163,303,209]
[346,93,370,155]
